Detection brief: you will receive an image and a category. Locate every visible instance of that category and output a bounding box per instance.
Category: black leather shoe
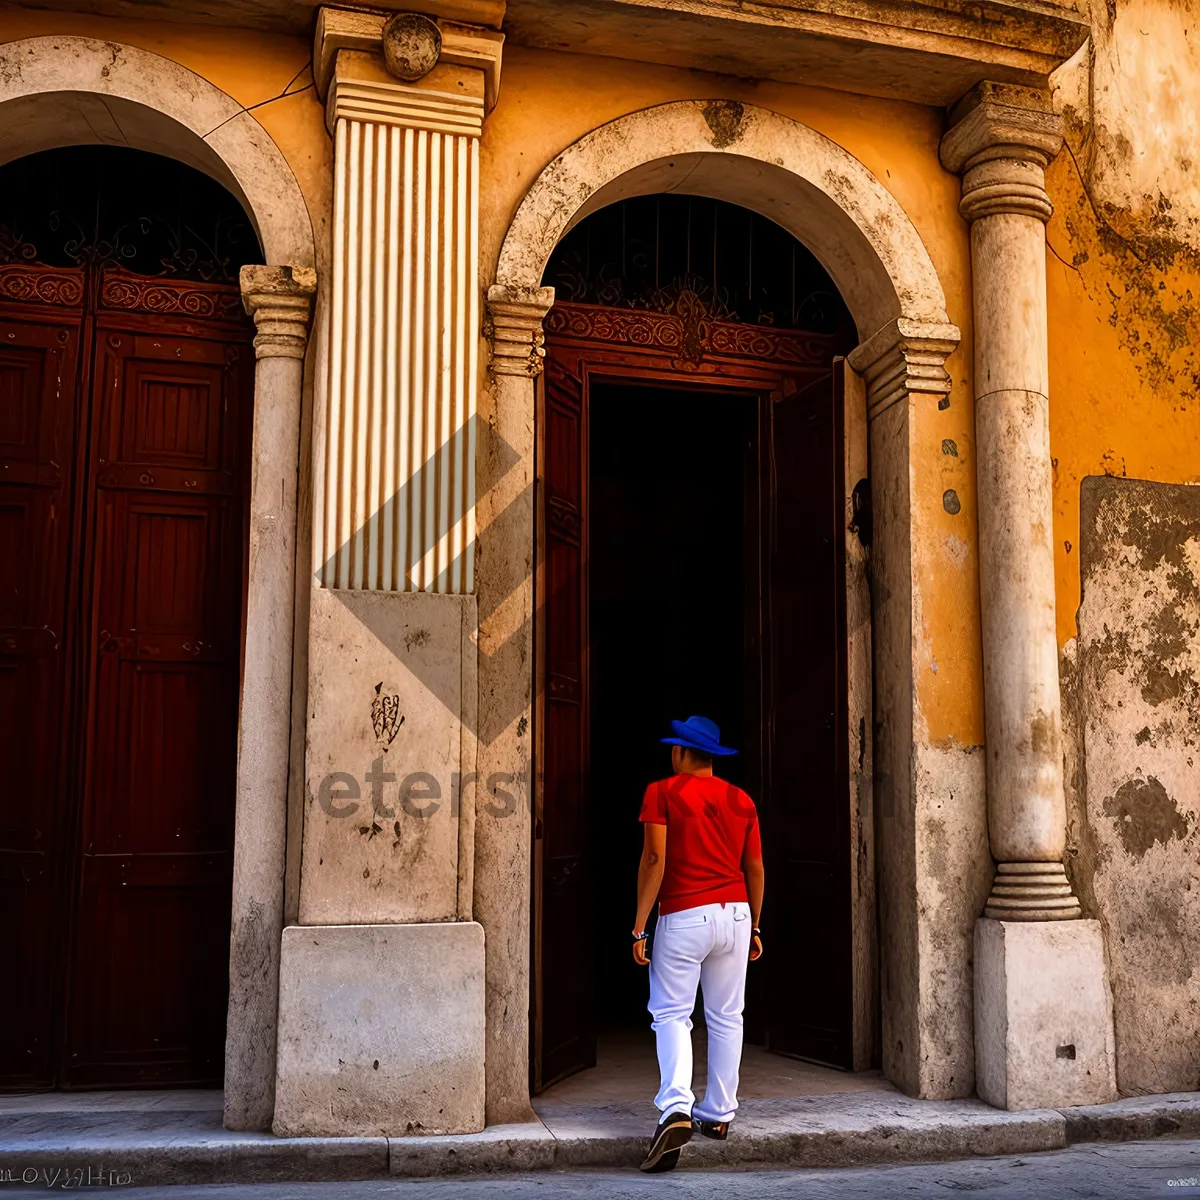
[639,1110,693,1172]
[696,1119,729,1140]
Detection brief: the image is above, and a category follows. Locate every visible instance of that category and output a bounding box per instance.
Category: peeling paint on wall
[1068,475,1200,1096]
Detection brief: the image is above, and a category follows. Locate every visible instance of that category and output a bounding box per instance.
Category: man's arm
[632,823,666,966]
[743,839,765,961]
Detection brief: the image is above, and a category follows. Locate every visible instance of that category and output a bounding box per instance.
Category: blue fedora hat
[661,715,738,757]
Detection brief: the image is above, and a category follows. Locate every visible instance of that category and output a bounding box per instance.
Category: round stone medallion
[381,13,442,82]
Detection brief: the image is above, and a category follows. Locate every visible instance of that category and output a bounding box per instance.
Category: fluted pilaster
[313,12,501,594]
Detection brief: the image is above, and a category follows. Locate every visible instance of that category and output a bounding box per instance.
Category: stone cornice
[486,285,555,377]
[316,6,504,112]
[847,316,961,421]
[240,265,317,360]
[502,0,1089,108]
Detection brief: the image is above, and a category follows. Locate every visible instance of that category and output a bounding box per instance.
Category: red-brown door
[760,368,852,1068]
[0,265,251,1089]
[0,268,86,1088]
[531,351,596,1091]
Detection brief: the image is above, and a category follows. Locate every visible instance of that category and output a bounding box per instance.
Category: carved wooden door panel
[63,277,250,1085]
[531,351,596,1091]
[0,267,86,1087]
[760,367,853,1068]
[0,262,251,1089]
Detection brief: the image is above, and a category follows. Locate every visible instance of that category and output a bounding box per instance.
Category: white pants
[648,901,751,1124]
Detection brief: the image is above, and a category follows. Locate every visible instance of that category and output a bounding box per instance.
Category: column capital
[486,285,555,378]
[240,265,317,360]
[847,316,961,421]
[315,6,504,119]
[940,82,1064,223]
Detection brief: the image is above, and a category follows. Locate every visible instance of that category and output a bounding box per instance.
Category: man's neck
[679,764,714,778]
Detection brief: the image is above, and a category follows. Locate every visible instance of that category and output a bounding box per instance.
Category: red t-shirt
[639,773,762,915]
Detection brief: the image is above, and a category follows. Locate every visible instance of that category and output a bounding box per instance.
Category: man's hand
[749,928,763,962]
[633,933,650,966]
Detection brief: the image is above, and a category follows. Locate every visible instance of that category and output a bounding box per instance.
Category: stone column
[225,265,315,1132]
[941,83,1116,1110]
[476,284,553,1124]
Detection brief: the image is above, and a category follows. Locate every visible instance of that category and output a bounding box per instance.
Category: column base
[974,918,1116,1110]
[984,862,1081,920]
[273,922,485,1137]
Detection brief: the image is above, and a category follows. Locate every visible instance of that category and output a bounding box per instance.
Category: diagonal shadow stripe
[319,414,538,745]
[317,413,522,593]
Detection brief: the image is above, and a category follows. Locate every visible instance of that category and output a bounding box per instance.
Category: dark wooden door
[531,351,595,1091]
[0,265,251,1089]
[0,267,86,1088]
[760,368,852,1068]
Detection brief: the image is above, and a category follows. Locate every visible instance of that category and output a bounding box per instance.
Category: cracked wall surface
[1067,477,1200,1095]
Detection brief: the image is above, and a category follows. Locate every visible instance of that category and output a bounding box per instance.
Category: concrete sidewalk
[3,1089,1200,1188]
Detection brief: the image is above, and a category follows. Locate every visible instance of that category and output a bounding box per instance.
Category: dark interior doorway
[0,147,260,1090]
[531,193,866,1096]
[588,382,756,1033]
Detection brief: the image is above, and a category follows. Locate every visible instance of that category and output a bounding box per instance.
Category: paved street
[10,1139,1198,1199]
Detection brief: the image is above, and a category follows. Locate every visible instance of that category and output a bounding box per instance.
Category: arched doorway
[0,145,261,1089]
[484,99,962,1118]
[530,193,869,1090]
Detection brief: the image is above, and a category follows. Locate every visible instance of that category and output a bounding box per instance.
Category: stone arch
[495,99,951,343]
[0,35,314,266]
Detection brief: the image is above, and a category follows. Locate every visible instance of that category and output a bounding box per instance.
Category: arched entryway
[0,36,316,1125]
[530,194,871,1091]
[481,99,962,1119]
[0,145,261,1088]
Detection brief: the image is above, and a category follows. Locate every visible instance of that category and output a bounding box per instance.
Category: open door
[530,352,596,1092]
[759,362,854,1068]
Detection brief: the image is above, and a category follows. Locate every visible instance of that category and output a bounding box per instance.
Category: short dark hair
[680,745,713,766]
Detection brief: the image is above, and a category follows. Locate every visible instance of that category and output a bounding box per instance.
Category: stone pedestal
[974,919,1116,1110]
[274,922,486,1137]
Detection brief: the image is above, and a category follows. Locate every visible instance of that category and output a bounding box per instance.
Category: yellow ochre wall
[1045,157,1200,647]
[0,16,988,747]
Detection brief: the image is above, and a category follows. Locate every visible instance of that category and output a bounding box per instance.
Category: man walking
[632,715,765,1173]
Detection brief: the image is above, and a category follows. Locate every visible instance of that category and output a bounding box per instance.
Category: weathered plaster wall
[1049,0,1200,1095]
[1048,5,1200,646]
[1065,479,1200,1095]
